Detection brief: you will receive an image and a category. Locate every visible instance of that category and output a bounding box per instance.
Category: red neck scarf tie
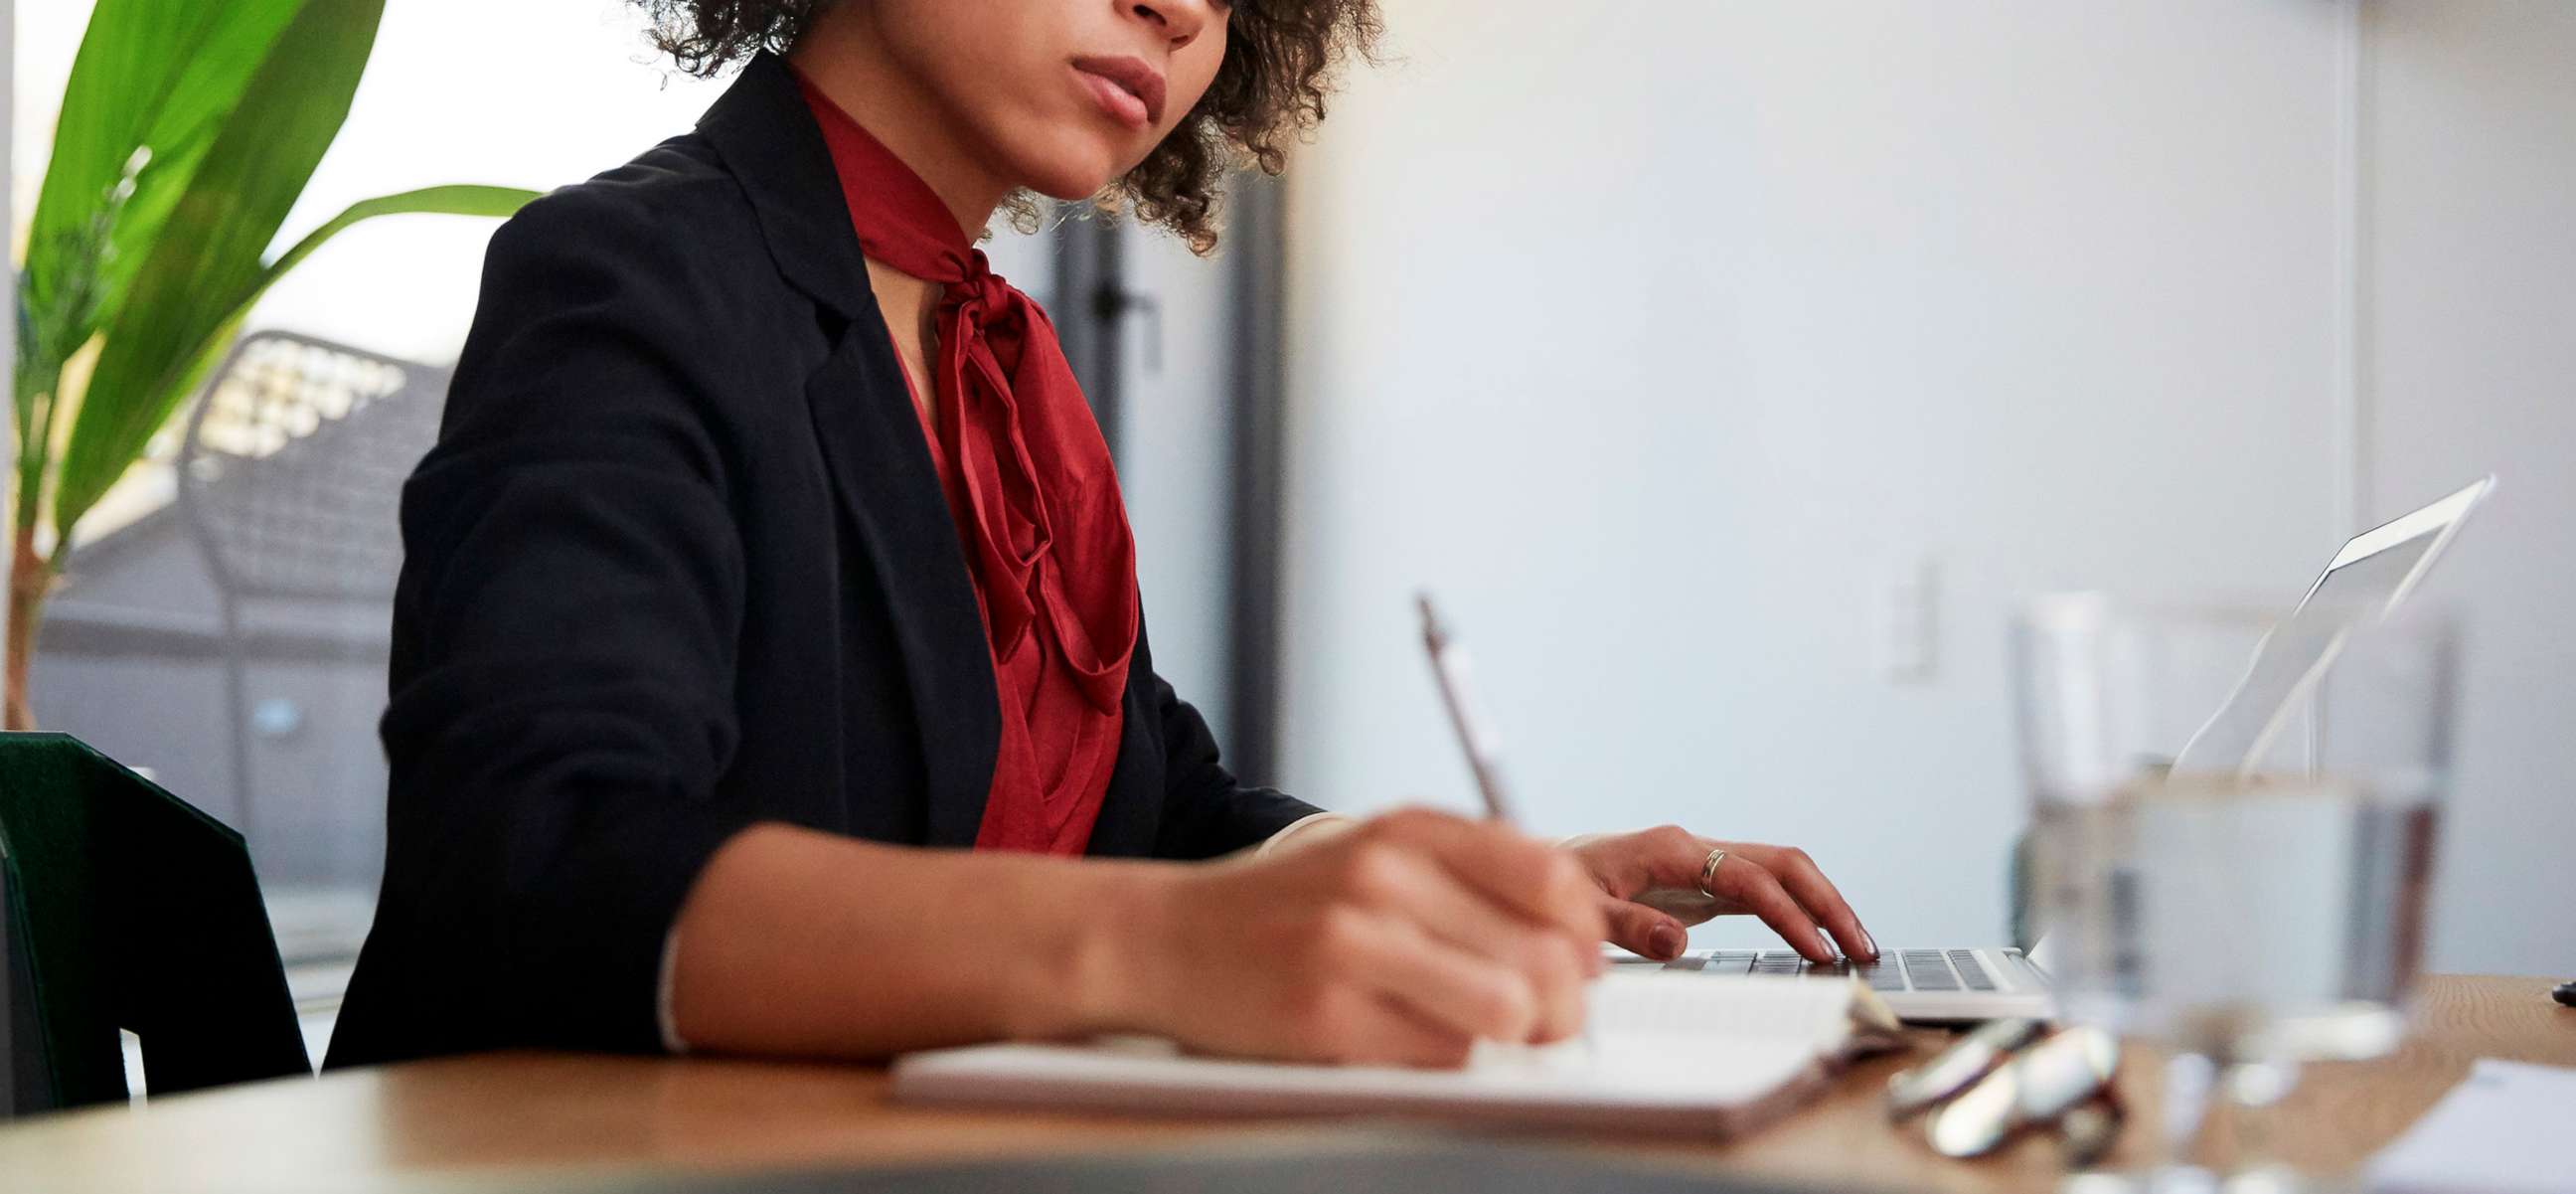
[799,75,1139,854]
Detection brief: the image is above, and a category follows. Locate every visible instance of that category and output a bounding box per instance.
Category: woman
[328,0,1875,1071]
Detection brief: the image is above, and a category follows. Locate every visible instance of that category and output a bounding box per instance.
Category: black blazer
[326,54,1320,1070]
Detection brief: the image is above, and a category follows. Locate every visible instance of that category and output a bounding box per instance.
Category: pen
[1420,594,1601,1055]
[1417,593,1522,825]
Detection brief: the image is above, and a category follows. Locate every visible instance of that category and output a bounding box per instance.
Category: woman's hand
[1123,808,1606,1068]
[1564,827,1875,964]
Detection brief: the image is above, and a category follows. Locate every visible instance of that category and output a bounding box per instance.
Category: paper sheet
[892,973,1869,1131]
[2367,1058,2576,1194]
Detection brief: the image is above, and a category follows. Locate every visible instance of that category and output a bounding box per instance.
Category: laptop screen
[2171,477,2490,775]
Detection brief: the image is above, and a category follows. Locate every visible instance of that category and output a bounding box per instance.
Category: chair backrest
[0,734,309,1112]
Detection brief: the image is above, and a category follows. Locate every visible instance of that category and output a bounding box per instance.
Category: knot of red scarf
[799,74,1139,855]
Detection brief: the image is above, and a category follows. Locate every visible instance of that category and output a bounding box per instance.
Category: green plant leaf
[50,0,390,546]
[49,185,538,549]
[17,0,316,538]
[19,0,308,372]
[254,186,542,313]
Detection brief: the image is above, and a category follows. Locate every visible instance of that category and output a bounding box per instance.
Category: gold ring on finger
[1696,847,1728,897]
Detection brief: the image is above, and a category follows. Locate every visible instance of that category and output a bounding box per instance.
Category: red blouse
[798,76,1138,855]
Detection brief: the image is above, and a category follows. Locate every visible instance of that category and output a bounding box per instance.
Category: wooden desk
[1,975,2566,1193]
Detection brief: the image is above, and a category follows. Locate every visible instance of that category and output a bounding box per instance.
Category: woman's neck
[789,13,1013,245]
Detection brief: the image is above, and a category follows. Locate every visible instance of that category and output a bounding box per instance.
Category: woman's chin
[1006,140,1136,205]
[1026,178,1109,204]
[1022,168,1119,204]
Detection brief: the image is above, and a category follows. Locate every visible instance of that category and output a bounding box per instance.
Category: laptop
[1641,943,2055,1024]
[1648,476,2496,1023]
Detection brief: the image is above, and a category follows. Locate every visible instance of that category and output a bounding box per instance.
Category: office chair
[0,734,309,1112]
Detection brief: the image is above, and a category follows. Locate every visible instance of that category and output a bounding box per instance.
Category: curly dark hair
[636,0,1381,254]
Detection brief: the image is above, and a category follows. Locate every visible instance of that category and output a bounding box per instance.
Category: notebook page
[892,973,1858,1118]
[1582,973,1860,1051]
[896,1029,1820,1112]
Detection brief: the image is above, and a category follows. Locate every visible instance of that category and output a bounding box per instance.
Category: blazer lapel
[806,327,999,847]
[703,51,999,845]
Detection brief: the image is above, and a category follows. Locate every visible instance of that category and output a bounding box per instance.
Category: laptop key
[1663,954,1709,972]
[1947,949,1997,991]
[1853,962,1908,991]
[1902,956,1964,992]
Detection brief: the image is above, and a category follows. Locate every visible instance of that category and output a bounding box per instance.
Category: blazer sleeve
[374,187,759,1054]
[1147,672,1324,859]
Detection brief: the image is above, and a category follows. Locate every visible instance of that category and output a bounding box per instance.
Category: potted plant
[9,0,538,728]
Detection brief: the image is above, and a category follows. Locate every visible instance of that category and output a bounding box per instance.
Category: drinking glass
[2012,596,2456,1192]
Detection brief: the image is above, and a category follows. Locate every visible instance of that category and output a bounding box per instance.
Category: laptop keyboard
[1663,947,1999,993]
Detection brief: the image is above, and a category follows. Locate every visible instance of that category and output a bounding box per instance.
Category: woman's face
[861,0,1231,201]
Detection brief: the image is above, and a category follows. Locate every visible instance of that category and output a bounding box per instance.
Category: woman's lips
[1070,56,1166,130]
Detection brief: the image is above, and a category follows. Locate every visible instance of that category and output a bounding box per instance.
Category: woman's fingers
[1754,846,1876,961]
[1599,894,1690,961]
[1595,829,1878,963]
[1706,855,1836,963]
[1355,846,1592,1039]
[1337,995,1479,1069]
[1161,809,1615,1067]
[1328,908,1541,1046]
[1370,810,1607,943]
[1581,824,1717,896]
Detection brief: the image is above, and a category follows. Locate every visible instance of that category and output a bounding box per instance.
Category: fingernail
[1860,928,1879,961]
[1650,925,1684,960]
[1809,928,1834,960]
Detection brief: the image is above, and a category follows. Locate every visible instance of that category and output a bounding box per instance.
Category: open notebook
[892,973,1904,1134]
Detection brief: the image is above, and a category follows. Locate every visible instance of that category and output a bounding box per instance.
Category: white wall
[1280,0,2569,972]
[2361,3,2576,973]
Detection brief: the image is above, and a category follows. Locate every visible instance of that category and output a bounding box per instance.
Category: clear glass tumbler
[2012,596,2457,1191]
